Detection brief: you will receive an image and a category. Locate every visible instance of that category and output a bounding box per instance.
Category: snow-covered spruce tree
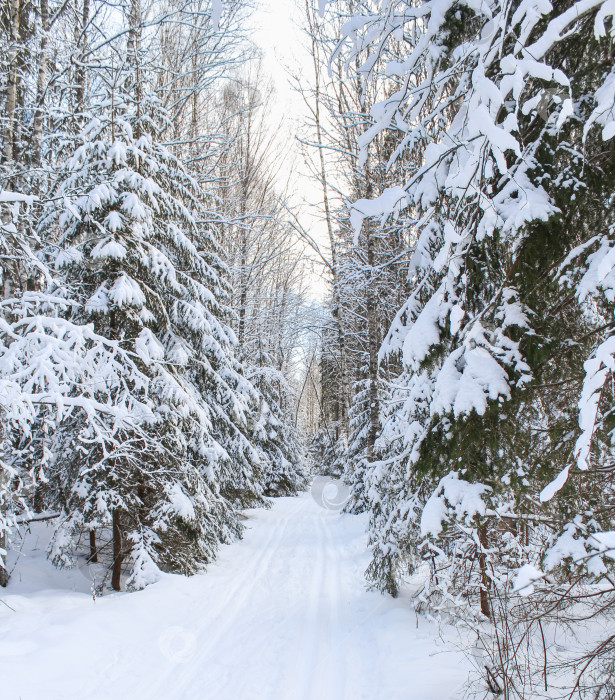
[0,190,38,585]
[246,362,307,496]
[312,315,350,478]
[37,59,267,588]
[338,215,409,513]
[0,192,151,593]
[344,376,379,513]
[337,0,615,656]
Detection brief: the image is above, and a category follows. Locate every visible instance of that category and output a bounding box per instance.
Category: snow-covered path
[0,494,470,699]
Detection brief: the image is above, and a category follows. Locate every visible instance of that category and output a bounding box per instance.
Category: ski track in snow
[0,494,470,699]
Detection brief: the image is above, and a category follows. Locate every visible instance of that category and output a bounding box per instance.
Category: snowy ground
[0,493,471,699]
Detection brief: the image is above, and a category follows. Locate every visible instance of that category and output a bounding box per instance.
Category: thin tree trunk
[32,0,49,167]
[190,46,198,163]
[477,524,491,618]
[88,530,98,563]
[306,0,349,437]
[238,285,247,348]
[73,0,90,123]
[0,462,9,587]
[237,168,250,349]
[0,546,8,587]
[2,0,22,165]
[129,0,142,137]
[111,509,122,591]
[365,219,379,461]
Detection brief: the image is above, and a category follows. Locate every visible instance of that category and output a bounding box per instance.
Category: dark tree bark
[477,524,491,619]
[2,0,22,165]
[111,509,122,591]
[88,530,98,563]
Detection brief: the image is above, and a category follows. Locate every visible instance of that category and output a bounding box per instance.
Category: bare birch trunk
[73,0,90,123]
[2,0,22,165]
[32,0,49,167]
[306,1,349,437]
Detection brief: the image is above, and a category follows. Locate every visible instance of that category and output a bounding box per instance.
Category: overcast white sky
[252,0,308,132]
[252,0,330,299]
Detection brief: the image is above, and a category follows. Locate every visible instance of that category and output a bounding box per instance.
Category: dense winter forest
[1,0,615,698]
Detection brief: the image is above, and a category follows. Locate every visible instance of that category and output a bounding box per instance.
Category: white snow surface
[513,564,543,597]
[0,494,470,699]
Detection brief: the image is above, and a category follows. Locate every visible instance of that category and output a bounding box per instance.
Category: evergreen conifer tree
[246,361,307,497]
[38,61,266,588]
[338,0,615,619]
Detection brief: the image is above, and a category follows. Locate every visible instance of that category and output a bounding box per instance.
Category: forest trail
[0,493,470,700]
